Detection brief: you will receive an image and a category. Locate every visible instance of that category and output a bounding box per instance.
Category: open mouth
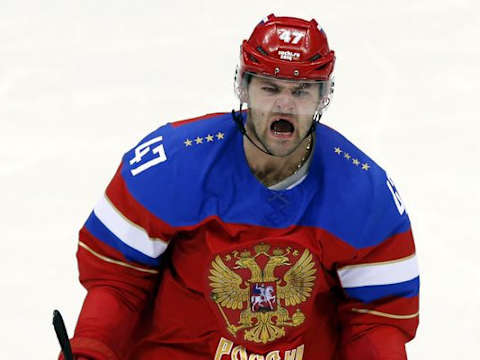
[270,119,295,137]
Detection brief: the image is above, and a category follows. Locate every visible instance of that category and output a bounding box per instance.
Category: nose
[273,91,295,113]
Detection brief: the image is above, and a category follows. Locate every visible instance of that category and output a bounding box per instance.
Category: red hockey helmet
[237,14,335,84]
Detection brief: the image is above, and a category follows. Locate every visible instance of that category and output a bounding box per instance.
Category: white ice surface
[1,1,479,358]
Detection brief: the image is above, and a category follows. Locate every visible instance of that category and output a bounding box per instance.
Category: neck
[243,131,313,187]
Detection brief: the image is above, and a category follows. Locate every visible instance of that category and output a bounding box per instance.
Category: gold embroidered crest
[208,243,316,344]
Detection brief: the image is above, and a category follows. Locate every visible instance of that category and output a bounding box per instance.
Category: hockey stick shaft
[52,309,74,360]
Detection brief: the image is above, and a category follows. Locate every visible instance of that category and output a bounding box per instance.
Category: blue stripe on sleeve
[344,276,420,303]
[84,211,160,267]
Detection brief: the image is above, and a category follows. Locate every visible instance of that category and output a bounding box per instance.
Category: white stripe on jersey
[337,254,419,288]
[93,194,168,258]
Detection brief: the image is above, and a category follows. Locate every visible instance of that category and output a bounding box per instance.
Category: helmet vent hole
[248,54,259,63]
[256,46,269,56]
[315,63,328,71]
[309,54,322,62]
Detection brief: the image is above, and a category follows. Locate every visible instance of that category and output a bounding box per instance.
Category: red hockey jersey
[65,112,419,360]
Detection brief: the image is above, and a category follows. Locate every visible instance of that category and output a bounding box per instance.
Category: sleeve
[336,175,420,360]
[62,151,176,360]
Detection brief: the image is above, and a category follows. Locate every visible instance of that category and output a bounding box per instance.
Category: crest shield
[250,282,277,312]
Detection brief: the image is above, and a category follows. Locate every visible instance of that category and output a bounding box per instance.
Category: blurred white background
[1,0,479,358]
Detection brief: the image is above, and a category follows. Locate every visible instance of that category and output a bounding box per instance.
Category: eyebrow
[297,83,312,89]
[258,79,313,90]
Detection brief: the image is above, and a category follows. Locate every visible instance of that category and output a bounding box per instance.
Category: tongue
[271,119,294,133]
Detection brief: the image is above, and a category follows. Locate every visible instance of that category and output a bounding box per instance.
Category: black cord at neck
[231,104,274,155]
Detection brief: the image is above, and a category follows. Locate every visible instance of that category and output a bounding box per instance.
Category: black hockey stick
[52,309,74,360]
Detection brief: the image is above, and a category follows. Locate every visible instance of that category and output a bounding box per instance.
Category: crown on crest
[254,243,270,254]
[240,250,252,258]
[272,248,285,256]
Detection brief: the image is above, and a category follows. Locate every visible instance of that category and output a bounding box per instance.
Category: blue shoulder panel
[120,112,240,224]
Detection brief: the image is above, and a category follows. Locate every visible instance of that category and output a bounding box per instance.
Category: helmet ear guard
[314,76,335,122]
[313,94,331,123]
[234,66,250,104]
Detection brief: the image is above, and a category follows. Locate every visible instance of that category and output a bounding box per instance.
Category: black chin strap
[231,104,274,155]
[231,103,317,157]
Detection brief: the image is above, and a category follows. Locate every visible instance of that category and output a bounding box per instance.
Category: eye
[261,86,278,94]
[292,89,309,97]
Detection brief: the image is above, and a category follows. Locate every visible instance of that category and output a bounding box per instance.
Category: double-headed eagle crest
[209,243,316,344]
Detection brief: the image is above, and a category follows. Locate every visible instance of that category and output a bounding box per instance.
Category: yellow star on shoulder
[352,158,360,166]
[216,132,225,140]
[344,152,351,160]
[362,163,370,171]
[206,134,214,142]
[334,147,342,154]
[184,139,192,147]
[195,136,203,144]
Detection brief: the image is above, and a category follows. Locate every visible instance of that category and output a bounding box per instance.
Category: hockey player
[61,14,419,360]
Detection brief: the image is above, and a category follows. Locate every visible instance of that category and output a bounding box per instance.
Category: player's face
[245,75,321,157]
